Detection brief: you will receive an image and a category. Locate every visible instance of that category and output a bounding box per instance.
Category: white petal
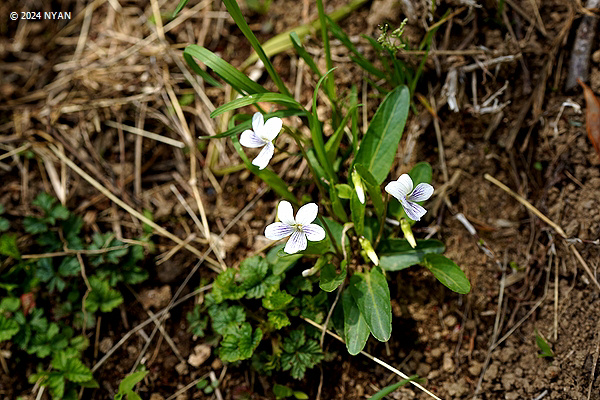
[303,224,325,242]
[295,203,318,225]
[259,117,282,141]
[252,112,264,133]
[265,222,294,240]
[284,231,307,254]
[277,201,295,226]
[407,183,434,202]
[356,185,365,204]
[384,181,407,202]
[401,198,427,221]
[251,141,274,170]
[240,129,266,148]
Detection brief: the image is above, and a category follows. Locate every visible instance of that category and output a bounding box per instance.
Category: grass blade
[210,93,304,118]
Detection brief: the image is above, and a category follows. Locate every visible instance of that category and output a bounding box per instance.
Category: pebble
[442,353,455,372]
[505,392,519,400]
[545,365,560,380]
[468,362,482,376]
[98,337,113,354]
[175,361,188,376]
[430,348,442,359]
[593,49,600,64]
[150,395,165,400]
[443,314,458,327]
[188,344,211,367]
[484,362,499,381]
[416,363,431,377]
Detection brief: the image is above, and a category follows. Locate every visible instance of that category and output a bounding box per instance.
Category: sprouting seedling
[385,174,434,221]
[239,112,282,170]
[264,201,325,254]
[535,329,555,358]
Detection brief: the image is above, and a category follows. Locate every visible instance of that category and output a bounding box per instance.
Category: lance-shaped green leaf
[310,69,337,180]
[353,86,410,184]
[210,93,303,118]
[349,268,391,342]
[222,0,291,97]
[184,45,267,95]
[325,104,361,163]
[342,290,369,355]
[389,162,433,220]
[354,164,384,218]
[290,31,323,82]
[423,254,470,294]
[231,136,297,205]
[379,239,445,271]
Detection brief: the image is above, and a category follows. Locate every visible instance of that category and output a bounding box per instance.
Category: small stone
[430,348,442,359]
[211,358,223,370]
[150,394,165,400]
[139,286,172,310]
[593,50,600,64]
[188,344,211,367]
[502,373,516,390]
[442,353,455,372]
[443,314,458,327]
[484,362,499,381]
[468,362,482,376]
[545,365,560,380]
[127,345,138,356]
[465,320,476,330]
[505,392,519,400]
[175,361,188,375]
[98,337,113,354]
[500,346,516,363]
[416,363,431,377]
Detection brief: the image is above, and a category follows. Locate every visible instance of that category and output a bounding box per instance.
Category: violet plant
[181,0,470,383]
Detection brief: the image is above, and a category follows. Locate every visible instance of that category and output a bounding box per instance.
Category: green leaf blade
[341,290,369,355]
[353,86,410,184]
[349,268,391,342]
[379,239,445,271]
[423,254,470,294]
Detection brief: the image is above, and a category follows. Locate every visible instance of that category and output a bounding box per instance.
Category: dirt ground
[1,0,600,399]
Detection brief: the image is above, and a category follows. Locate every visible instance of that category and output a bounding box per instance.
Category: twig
[587,323,600,400]
[105,121,185,148]
[302,317,442,400]
[165,374,209,400]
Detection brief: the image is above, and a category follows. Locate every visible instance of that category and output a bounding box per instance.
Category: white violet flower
[239,112,282,170]
[265,201,326,254]
[385,174,434,222]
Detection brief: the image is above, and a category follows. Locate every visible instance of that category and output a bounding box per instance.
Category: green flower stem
[374,193,389,249]
[317,214,343,259]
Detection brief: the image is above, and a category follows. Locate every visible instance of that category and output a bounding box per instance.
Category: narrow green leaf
[290,32,322,78]
[184,45,267,95]
[310,69,337,180]
[354,164,384,218]
[231,135,297,205]
[342,290,369,355]
[349,268,391,342]
[353,86,410,184]
[222,0,291,97]
[210,93,303,118]
[350,192,365,236]
[379,239,445,271]
[119,371,149,393]
[423,254,471,294]
[171,0,188,17]
[241,0,369,70]
[369,376,419,399]
[535,329,555,358]
[325,104,361,163]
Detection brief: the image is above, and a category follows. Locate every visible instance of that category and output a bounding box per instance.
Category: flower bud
[351,169,365,204]
[358,236,379,266]
[401,218,417,248]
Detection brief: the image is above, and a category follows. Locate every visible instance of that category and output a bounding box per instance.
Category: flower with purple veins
[385,174,434,221]
[239,112,282,170]
[264,201,326,254]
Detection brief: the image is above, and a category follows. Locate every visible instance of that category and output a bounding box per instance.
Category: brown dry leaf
[578,78,600,160]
